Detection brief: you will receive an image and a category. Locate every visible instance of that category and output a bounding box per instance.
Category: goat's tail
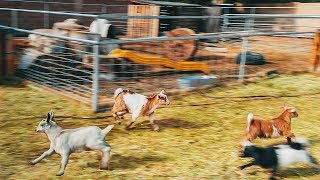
[102,125,114,137]
[114,88,123,99]
[246,113,254,132]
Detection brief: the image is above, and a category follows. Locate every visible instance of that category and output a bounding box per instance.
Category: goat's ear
[46,113,51,123]
[47,110,54,122]
[283,103,288,109]
[147,95,156,100]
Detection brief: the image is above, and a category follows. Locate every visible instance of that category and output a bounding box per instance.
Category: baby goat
[111,88,170,131]
[30,111,114,176]
[243,105,298,144]
[239,137,318,180]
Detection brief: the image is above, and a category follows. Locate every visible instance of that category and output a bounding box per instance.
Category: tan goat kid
[243,105,298,144]
[111,88,170,131]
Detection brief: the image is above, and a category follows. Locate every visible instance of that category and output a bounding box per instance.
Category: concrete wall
[295,3,320,32]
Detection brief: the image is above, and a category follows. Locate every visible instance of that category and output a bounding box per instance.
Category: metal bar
[99,31,313,45]
[10,10,17,28]
[238,18,251,82]
[0,8,98,17]
[21,69,92,95]
[222,8,229,32]
[0,0,316,8]
[0,0,129,7]
[92,27,100,112]
[0,25,98,44]
[224,23,320,28]
[224,14,320,19]
[43,4,49,28]
[2,8,320,19]
[220,6,320,9]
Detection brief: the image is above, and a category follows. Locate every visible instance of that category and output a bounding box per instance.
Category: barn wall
[247,2,320,32]
[0,0,129,31]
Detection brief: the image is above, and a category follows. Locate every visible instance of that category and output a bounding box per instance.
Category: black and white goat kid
[239,137,319,180]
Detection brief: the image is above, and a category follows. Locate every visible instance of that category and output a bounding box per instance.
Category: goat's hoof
[152,124,160,131]
[269,176,278,180]
[100,166,109,170]
[29,161,36,165]
[56,172,64,176]
[117,121,122,125]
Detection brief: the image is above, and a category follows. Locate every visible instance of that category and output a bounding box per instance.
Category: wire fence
[0,4,319,111]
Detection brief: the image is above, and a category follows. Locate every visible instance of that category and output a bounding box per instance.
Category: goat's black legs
[269,166,278,180]
[309,155,319,165]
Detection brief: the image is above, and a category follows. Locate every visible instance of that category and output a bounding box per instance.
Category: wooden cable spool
[163,28,197,61]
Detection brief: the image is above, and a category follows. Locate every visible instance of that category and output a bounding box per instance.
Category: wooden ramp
[108,49,210,74]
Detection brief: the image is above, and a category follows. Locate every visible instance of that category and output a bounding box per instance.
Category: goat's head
[36,110,56,132]
[283,104,298,118]
[157,90,170,105]
[239,140,256,158]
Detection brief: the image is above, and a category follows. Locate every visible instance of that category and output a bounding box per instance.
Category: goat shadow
[278,167,320,178]
[109,154,167,170]
[127,118,208,131]
[64,154,167,170]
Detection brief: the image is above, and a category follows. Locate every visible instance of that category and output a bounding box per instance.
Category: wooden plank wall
[127,5,160,38]
[0,31,5,77]
[0,31,17,77]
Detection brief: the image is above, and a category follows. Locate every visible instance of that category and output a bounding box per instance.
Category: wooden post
[311,29,320,71]
[5,33,16,76]
[0,30,6,77]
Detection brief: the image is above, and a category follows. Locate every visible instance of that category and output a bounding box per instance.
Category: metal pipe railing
[0,8,98,17]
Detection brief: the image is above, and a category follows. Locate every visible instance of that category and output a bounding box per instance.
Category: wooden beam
[311,29,320,71]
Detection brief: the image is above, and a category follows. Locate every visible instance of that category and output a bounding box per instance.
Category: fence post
[92,28,100,112]
[11,10,17,28]
[44,4,50,28]
[238,16,253,82]
[222,8,229,32]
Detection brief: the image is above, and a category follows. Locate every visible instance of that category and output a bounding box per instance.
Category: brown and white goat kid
[243,105,298,144]
[30,111,114,176]
[111,88,170,131]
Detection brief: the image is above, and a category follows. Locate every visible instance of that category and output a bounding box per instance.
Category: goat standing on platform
[243,105,298,144]
[111,88,170,131]
[30,111,114,176]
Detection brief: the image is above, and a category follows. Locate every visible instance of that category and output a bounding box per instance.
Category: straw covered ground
[1,74,320,179]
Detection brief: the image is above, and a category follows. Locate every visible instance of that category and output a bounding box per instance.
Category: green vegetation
[1,74,320,179]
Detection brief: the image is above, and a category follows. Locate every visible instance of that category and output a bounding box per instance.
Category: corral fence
[0,4,319,112]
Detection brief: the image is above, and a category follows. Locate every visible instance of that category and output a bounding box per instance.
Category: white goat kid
[111,88,170,131]
[30,111,114,176]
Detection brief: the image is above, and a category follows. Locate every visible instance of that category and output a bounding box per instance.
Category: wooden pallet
[127,5,160,38]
